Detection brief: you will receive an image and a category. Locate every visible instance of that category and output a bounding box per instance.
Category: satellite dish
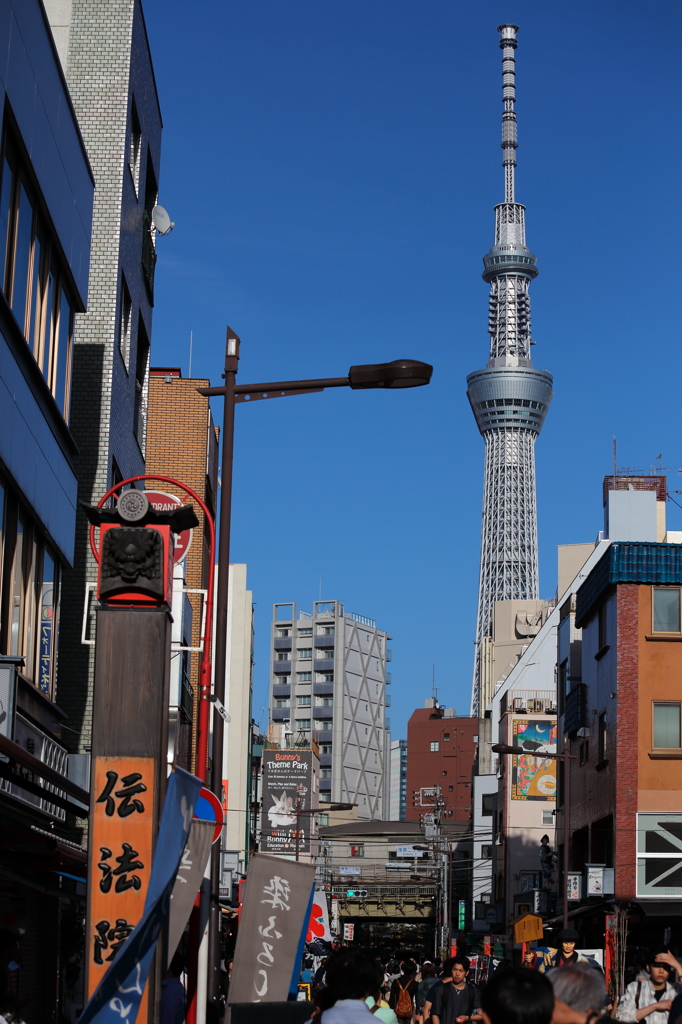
[151,205,175,235]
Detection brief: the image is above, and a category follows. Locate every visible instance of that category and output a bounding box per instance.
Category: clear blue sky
[144,1,681,740]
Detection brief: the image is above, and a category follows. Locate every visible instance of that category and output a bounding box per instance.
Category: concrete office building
[389,739,407,820]
[269,600,390,820]
[0,0,94,1018]
[43,0,163,761]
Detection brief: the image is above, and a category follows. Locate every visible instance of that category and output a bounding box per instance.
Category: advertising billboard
[511,719,557,800]
[261,749,314,855]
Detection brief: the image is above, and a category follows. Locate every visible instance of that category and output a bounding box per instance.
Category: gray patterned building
[43,0,163,757]
[269,600,391,820]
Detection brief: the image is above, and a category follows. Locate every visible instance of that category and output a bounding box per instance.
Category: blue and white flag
[79,767,202,1024]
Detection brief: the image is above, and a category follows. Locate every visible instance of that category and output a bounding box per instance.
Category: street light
[491,743,577,929]
[194,327,432,1017]
[294,801,355,861]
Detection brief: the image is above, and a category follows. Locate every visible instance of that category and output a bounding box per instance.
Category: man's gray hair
[549,963,605,1013]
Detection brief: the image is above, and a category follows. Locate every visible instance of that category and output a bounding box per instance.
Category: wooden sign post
[83,490,198,1021]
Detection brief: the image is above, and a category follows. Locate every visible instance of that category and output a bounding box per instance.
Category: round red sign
[145,490,193,564]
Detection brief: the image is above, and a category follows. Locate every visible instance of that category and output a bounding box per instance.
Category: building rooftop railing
[346,612,377,628]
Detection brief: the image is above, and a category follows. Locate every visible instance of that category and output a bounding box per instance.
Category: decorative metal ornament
[117,489,150,522]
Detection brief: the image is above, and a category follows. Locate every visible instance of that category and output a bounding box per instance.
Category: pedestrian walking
[160,950,186,1024]
[616,948,682,1024]
[549,962,613,1024]
[480,967,554,1024]
[389,963,418,1022]
[308,948,384,1024]
[430,957,481,1024]
[416,964,439,1022]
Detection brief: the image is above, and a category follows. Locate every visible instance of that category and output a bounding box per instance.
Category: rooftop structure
[468,24,553,715]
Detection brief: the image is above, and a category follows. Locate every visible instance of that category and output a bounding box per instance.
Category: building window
[318,672,333,683]
[481,845,493,859]
[276,652,289,661]
[318,697,334,706]
[481,794,494,816]
[448,785,453,792]
[128,99,142,193]
[119,275,132,370]
[653,703,682,749]
[134,315,149,451]
[579,740,589,765]
[653,589,681,634]
[296,718,311,730]
[442,770,447,776]
[542,811,554,826]
[319,792,331,803]
[430,741,439,752]
[297,695,311,707]
[274,699,289,709]
[320,768,332,779]
[321,744,332,754]
[317,813,329,825]
[443,732,450,742]
[598,713,607,763]
[0,128,75,419]
[321,626,335,635]
[298,649,312,659]
[276,628,291,637]
[1,483,59,697]
[297,672,312,681]
[350,845,364,857]
[598,602,608,650]
[298,628,312,636]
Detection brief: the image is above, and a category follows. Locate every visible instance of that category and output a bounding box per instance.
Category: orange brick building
[145,367,219,770]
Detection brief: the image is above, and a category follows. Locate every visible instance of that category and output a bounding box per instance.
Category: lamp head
[348,359,433,390]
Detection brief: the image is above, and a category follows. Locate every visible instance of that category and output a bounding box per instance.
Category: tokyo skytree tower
[467,25,553,715]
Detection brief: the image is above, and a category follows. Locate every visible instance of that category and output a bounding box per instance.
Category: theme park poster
[511,719,557,800]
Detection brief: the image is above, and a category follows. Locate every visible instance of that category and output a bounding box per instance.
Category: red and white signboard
[343,923,354,941]
[145,490,193,563]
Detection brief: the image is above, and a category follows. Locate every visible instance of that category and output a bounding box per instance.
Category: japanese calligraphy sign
[87,757,156,1011]
[511,719,557,801]
[260,750,314,855]
[228,853,315,1004]
[78,767,201,1024]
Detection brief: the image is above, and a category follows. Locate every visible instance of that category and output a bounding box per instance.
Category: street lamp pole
[294,800,354,861]
[197,332,431,1017]
[491,744,576,930]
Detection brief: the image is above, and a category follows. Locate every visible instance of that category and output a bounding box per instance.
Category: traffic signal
[346,889,368,898]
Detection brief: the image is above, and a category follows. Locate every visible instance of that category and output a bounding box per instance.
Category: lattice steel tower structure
[467,25,553,715]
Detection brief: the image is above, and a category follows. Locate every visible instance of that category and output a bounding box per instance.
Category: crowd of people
[304,944,682,1024]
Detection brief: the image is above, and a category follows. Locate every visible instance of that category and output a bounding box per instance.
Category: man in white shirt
[617,949,682,1024]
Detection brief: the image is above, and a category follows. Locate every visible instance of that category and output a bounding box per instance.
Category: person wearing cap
[539,930,592,973]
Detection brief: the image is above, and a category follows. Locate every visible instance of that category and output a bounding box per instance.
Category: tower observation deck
[467,24,553,716]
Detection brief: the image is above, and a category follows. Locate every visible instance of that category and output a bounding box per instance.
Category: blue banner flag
[79,767,202,1024]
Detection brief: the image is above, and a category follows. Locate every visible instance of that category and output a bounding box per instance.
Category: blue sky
[144,1,682,739]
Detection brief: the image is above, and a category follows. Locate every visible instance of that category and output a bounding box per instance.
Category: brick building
[145,368,219,770]
[45,0,164,765]
[559,537,682,946]
[406,699,477,822]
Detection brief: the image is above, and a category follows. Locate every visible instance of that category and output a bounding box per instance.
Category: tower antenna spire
[498,24,519,203]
